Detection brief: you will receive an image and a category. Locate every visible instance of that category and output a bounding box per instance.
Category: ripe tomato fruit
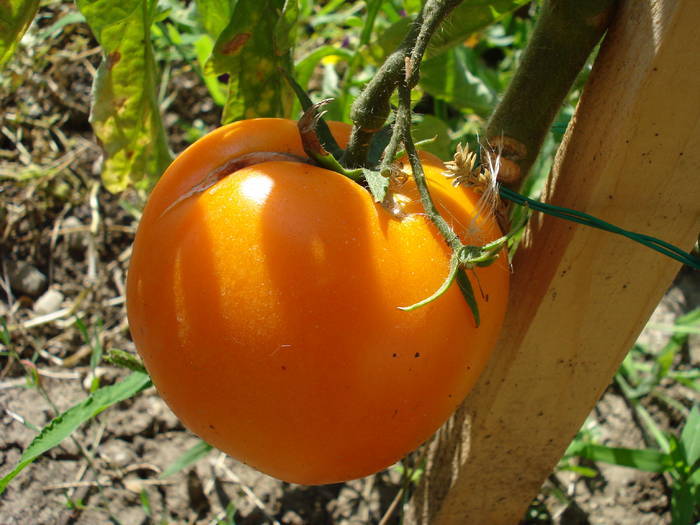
[126,118,509,485]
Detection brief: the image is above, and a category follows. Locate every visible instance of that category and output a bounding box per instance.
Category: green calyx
[398,236,508,326]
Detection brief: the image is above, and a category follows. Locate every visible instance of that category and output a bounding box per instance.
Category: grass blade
[572,443,671,473]
[680,405,700,468]
[0,371,152,494]
[0,0,40,68]
[160,439,214,479]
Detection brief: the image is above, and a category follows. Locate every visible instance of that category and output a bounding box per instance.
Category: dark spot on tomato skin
[448,394,453,398]
[392,353,398,358]
[281,365,287,371]
[392,409,399,418]
[209,424,215,430]
[414,352,420,358]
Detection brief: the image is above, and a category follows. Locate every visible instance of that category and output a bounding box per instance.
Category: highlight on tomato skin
[125,118,510,485]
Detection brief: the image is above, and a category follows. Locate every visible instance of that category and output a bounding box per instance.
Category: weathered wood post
[407,0,700,522]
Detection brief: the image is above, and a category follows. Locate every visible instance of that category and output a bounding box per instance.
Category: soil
[1,3,698,524]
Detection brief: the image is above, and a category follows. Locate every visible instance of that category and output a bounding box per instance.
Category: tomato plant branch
[396,80,482,324]
[343,0,463,168]
[484,0,618,188]
[397,83,458,250]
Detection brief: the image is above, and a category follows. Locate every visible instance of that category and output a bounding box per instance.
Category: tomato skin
[126,118,509,485]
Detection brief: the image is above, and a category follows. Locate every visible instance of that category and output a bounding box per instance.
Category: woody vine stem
[343,0,463,168]
[341,0,509,322]
[336,0,698,327]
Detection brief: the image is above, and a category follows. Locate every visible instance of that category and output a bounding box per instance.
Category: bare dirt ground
[1,3,698,524]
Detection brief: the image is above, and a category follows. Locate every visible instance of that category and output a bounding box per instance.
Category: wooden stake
[406,0,700,522]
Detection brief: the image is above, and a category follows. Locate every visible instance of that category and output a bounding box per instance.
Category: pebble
[32,288,64,315]
[7,260,47,297]
[99,439,136,468]
[62,216,89,253]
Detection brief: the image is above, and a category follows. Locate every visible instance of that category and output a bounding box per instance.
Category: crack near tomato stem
[157,152,309,219]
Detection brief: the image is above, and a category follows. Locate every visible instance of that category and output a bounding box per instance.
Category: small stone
[123,478,145,493]
[33,288,64,315]
[7,260,47,297]
[62,216,89,253]
[83,367,107,391]
[99,439,136,468]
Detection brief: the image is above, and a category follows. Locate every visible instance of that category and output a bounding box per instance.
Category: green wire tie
[498,186,700,270]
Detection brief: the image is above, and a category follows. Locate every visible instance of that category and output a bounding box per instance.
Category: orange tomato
[126,118,509,485]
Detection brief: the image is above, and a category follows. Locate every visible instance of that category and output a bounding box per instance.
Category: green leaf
[0,0,40,69]
[635,399,671,454]
[1,318,11,346]
[656,308,700,379]
[139,488,152,516]
[398,251,481,327]
[670,481,696,525]
[559,464,599,478]
[89,319,104,371]
[680,405,700,468]
[105,349,148,374]
[572,443,672,473]
[363,169,390,203]
[456,266,480,327]
[194,35,226,106]
[292,45,352,118]
[274,0,298,54]
[160,440,213,479]
[209,0,298,123]
[420,46,498,118]
[428,0,529,57]
[0,372,152,494]
[295,46,353,92]
[76,0,173,192]
[370,0,527,62]
[366,126,393,167]
[195,0,235,39]
[35,11,86,41]
[412,115,452,160]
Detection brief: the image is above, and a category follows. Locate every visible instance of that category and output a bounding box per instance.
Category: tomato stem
[297,103,366,181]
[484,0,618,189]
[344,0,464,169]
[396,81,482,324]
[397,85,460,252]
